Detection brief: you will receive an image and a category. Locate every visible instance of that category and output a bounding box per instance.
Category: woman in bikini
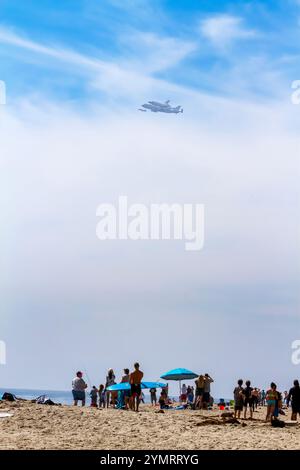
[266,382,278,422]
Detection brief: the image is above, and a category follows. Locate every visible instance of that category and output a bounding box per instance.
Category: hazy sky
[0,0,300,397]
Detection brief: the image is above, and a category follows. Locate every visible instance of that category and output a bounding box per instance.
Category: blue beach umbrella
[160,368,198,397]
[107,381,166,392]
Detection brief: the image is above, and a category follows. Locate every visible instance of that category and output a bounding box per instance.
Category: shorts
[292,404,300,414]
[244,398,254,407]
[131,384,141,397]
[235,404,243,411]
[267,400,276,406]
[203,392,210,403]
[196,388,204,396]
[72,390,85,401]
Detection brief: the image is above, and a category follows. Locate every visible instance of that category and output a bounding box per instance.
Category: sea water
[0,388,230,406]
[0,388,73,405]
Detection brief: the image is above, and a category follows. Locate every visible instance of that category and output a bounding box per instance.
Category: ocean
[0,388,230,406]
[0,388,74,405]
[0,388,156,405]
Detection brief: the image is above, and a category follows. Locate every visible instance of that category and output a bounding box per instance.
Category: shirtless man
[129,363,144,412]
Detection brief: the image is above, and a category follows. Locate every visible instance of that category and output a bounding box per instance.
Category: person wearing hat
[72,371,88,406]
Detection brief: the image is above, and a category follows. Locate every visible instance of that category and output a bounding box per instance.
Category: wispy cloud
[0,26,196,100]
[200,14,257,50]
[119,31,196,73]
[0,26,119,72]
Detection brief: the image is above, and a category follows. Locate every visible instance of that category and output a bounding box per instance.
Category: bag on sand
[1,392,16,402]
[35,395,56,405]
[271,418,285,428]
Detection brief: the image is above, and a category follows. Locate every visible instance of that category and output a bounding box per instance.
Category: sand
[0,400,299,450]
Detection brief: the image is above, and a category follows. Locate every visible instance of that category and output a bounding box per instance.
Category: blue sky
[0,0,300,396]
[1,0,300,104]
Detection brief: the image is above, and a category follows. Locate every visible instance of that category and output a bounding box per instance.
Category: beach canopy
[160,368,198,381]
[160,368,198,397]
[107,381,166,392]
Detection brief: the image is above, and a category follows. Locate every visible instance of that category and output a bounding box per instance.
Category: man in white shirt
[72,371,88,406]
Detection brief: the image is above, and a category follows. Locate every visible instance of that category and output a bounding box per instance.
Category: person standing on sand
[251,388,259,411]
[195,374,205,409]
[180,384,187,403]
[265,382,278,422]
[261,389,266,406]
[121,368,130,410]
[90,386,98,407]
[187,386,194,404]
[287,380,300,421]
[129,362,144,412]
[105,368,116,408]
[243,380,253,420]
[72,371,88,406]
[274,389,283,419]
[233,379,244,419]
[150,387,157,406]
[203,373,214,408]
[98,384,106,408]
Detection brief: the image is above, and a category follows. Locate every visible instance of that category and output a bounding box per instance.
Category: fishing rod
[83,366,93,389]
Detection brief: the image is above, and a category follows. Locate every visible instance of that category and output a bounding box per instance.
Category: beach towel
[0,412,13,418]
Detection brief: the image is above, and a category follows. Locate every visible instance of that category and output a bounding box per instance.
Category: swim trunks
[131,384,141,396]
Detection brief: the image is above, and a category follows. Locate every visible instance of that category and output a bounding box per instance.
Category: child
[90,386,98,407]
[233,379,244,419]
[187,386,194,404]
[159,391,169,410]
[150,387,157,406]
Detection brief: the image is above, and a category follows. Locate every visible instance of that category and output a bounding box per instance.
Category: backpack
[1,392,16,402]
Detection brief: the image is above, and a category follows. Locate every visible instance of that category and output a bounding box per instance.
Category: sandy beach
[0,400,299,450]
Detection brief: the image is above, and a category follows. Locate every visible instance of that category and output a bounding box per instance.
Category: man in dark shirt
[287,379,300,421]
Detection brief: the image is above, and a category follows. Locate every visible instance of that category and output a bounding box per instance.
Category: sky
[0,0,300,398]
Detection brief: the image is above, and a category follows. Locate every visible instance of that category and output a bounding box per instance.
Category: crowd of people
[71,363,145,412]
[233,379,300,422]
[179,373,214,409]
[71,367,300,422]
